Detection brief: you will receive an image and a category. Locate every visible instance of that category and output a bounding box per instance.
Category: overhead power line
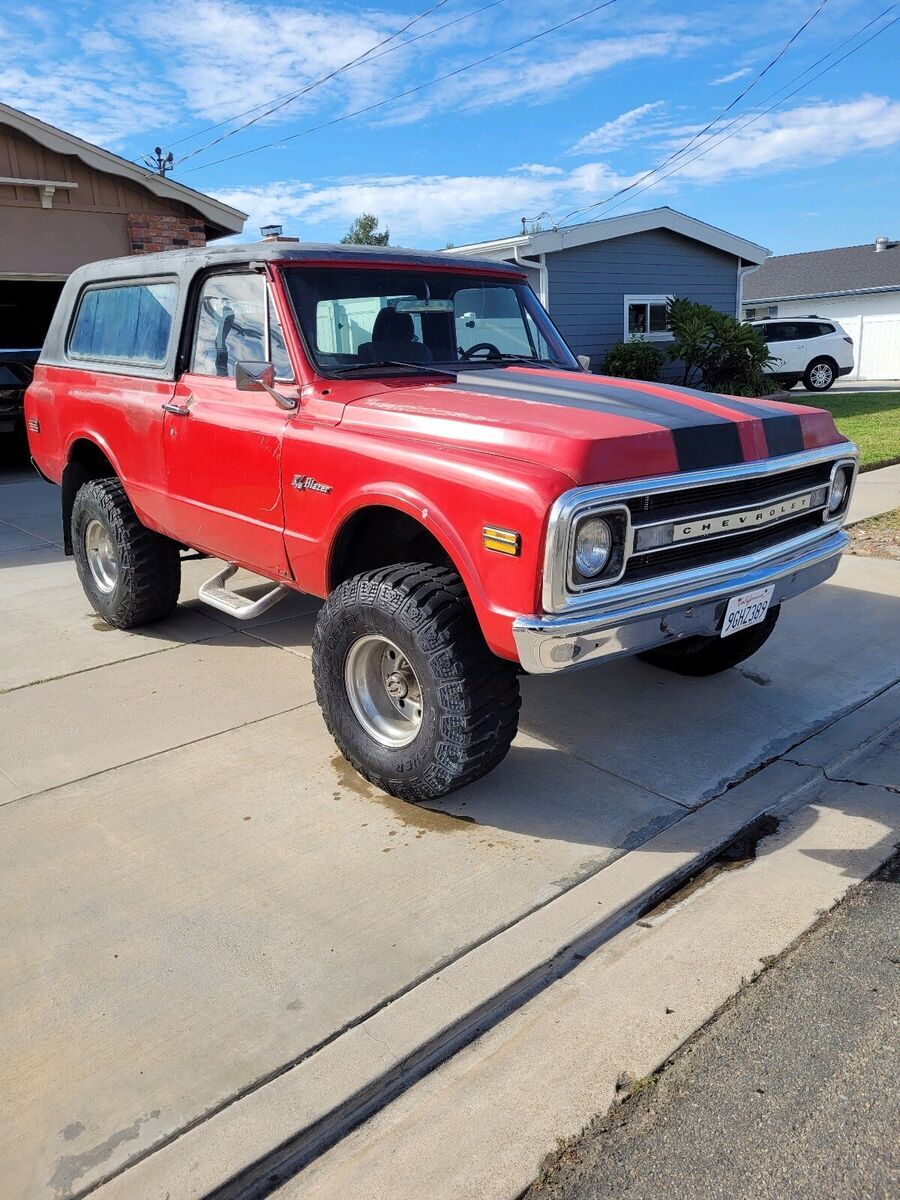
[557,0,834,226]
[577,10,900,225]
[184,0,622,173]
[175,0,455,165]
[169,0,506,153]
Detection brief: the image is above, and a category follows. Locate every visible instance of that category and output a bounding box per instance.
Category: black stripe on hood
[617,379,805,457]
[447,370,745,470]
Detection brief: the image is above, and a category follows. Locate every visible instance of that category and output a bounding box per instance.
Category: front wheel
[803,358,836,391]
[312,563,520,802]
[638,606,780,676]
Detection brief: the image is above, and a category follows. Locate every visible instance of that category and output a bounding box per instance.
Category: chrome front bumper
[513,526,849,675]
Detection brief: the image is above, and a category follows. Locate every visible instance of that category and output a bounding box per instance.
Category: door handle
[162,401,191,416]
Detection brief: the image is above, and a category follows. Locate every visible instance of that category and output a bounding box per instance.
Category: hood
[340,367,843,485]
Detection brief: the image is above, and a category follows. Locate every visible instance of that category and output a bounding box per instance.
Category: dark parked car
[0,348,40,444]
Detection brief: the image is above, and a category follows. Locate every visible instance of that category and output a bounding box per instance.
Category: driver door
[161,270,296,578]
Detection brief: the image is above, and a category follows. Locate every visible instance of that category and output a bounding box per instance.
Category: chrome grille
[625,461,833,521]
[624,513,824,582]
[624,464,837,582]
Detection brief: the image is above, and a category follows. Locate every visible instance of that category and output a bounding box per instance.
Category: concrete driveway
[2,466,899,1200]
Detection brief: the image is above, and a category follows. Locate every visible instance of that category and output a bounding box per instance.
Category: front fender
[281,425,571,659]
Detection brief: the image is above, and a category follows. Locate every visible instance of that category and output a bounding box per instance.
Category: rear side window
[69,281,178,365]
[806,322,834,338]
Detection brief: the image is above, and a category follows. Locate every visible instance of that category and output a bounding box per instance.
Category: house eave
[446,206,770,266]
[0,103,247,236]
[746,283,900,304]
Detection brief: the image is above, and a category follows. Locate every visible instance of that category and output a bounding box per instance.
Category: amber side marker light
[483,526,521,556]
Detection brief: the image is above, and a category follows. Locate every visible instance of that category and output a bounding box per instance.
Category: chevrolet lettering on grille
[672,491,816,543]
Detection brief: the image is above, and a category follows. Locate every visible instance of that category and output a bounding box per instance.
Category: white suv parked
[748,317,854,392]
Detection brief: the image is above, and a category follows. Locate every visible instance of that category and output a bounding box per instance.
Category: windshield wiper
[459,355,564,369]
[327,360,456,378]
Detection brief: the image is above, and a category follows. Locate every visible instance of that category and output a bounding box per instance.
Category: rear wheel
[803,358,836,392]
[72,478,181,628]
[312,563,520,802]
[638,606,780,676]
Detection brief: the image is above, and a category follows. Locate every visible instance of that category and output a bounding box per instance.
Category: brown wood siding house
[0,104,246,347]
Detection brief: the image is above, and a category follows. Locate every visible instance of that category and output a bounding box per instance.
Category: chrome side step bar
[198,563,289,620]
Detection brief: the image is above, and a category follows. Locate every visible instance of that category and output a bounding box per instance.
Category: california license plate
[721,586,774,638]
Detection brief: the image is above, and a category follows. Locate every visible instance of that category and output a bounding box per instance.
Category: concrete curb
[87,682,900,1200]
[291,729,900,1200]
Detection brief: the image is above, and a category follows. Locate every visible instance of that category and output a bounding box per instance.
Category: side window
[190,276,293,379]
[69,281,177,365]
[767,322,801,343]
[624,295,670,339]
[191,274,264,377]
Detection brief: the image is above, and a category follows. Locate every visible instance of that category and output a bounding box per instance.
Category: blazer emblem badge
[292,474,332,495]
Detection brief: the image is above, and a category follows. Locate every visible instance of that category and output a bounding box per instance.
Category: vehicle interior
[282,266,577,374]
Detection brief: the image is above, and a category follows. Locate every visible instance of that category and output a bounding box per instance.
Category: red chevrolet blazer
[26,241,857,800]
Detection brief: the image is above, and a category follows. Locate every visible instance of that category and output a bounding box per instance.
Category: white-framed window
[624,294,672,340]
[744,304,778,320]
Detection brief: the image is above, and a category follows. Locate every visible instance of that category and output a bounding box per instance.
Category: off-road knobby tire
[71,478,181,628]
[312,563,521,802]
[638,605,780,677]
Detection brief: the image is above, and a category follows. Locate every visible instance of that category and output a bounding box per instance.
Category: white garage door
[859,315,900,380]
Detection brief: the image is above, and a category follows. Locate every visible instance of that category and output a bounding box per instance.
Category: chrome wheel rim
[84,519,118,594]
[344,634,424,748]
[810,363,832,389]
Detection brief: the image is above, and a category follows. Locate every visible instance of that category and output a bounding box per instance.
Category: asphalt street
[527,854,900,1200]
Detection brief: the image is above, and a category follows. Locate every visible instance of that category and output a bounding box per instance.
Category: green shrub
[598,338,664,382]
[666,297,776,396]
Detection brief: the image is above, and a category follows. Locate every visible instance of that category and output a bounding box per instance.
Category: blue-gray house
[448,207,769,373]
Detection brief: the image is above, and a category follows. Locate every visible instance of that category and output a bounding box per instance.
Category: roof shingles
[744,240,900,301]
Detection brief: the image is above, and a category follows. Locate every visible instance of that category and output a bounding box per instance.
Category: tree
[666,297,776,396]
[341,213,390,246]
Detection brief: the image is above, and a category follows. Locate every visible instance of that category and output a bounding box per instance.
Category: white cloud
[570,102,666,154]
[666,95,900,183]
[384,31,704,124]
[213,161,637,245]
[510,164,565,176]
[710,67,752,85]
[135,0,410,126]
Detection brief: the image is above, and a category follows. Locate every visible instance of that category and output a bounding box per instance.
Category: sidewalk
[832,379,900,393]
[526,853,900,1200]
[286,706,899,1200]
[848,463,900,524]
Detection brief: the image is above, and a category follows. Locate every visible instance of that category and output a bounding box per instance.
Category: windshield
[282,266,578,375]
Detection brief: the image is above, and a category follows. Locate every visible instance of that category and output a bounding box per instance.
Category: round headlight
[828,466,851,513]
[574,517,612,578]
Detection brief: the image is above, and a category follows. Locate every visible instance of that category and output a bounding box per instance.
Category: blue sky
[2,0,898,253]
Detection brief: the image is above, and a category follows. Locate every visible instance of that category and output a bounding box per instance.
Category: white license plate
[721,586,774,638]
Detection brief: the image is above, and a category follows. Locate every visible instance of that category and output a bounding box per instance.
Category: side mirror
[236,361,275,391]
[577,354,592,373]
[235,361,297,410]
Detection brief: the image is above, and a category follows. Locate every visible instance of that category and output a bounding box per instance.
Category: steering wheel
[460,342,502,361]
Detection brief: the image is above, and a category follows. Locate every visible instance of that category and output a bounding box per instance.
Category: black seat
[358,307,433,364]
